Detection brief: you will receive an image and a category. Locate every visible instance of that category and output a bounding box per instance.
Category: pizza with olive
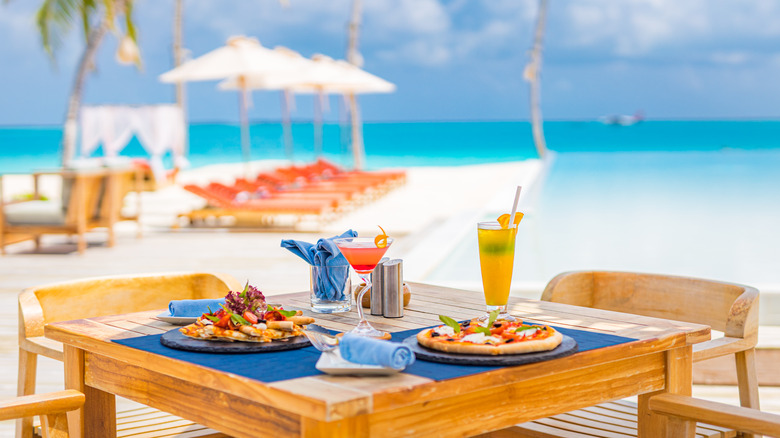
[416,317,562,355]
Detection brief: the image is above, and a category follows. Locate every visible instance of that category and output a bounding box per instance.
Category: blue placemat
[113,323,636,383]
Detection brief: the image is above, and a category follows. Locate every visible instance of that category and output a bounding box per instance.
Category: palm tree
[36,0,140,166]
[345,0,365,170]
[524,0,549,158]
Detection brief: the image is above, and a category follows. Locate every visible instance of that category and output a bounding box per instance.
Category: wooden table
[45,282,710,438]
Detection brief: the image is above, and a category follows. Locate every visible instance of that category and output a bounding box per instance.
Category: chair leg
[16,348,38,438]
[736,349,760,409]
[736,349,761,438]
[76,233,86,254]
[41,412,69,438]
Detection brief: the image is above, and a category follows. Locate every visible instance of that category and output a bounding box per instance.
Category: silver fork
[303,325,340,352]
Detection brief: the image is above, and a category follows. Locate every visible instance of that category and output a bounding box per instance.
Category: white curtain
[79,105,187,181]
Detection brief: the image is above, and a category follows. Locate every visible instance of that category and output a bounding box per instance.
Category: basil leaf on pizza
[438,315,461,334]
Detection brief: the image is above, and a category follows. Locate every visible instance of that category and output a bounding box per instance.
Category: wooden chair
[650,394,780,437]
[17,272,243,438]
[0,167,141,254]
[504,271,760,438]
[1,390,84,438]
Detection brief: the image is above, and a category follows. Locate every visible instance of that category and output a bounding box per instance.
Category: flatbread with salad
[178,283,315,343]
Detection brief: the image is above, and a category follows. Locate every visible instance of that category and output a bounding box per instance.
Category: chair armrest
[649,393,780,436]
[0,390,84,421]
[692,336,756,362]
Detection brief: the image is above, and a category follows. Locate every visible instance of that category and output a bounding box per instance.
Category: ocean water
[3,120,778,173]
[2,120,780,289]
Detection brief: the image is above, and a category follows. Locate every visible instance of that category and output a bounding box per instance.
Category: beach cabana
[159,36,306,176]
[219,54,396,166]
[79,104,186,189]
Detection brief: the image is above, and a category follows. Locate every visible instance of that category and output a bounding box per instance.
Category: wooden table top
[45,282,711,425]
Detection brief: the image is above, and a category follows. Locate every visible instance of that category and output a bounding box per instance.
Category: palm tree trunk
[61,16,111,167]
[527,0,549,158]
[346,0,364,170]
[173,0,188,159]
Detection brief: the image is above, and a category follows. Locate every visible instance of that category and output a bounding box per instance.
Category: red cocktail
[333,236,394,337]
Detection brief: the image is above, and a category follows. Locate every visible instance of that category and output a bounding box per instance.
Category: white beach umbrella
[215,46,317,160]
[218,54,395,162]
[159,36,304,175]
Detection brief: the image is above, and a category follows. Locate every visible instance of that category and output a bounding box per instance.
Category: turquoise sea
[2,120,780,172]
[2,120,780,291]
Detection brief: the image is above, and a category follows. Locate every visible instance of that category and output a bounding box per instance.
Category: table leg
[63,346,117,438]
[637,346,696,438]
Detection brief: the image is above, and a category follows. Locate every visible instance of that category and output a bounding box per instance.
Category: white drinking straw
[508,186,522,228]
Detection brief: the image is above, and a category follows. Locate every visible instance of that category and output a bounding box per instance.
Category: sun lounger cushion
[4,200,66,225]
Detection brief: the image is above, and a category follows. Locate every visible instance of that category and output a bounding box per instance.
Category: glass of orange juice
[477,220,518,321]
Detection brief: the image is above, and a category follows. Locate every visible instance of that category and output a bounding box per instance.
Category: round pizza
[416,318,562,355]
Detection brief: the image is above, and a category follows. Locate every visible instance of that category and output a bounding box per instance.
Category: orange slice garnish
[374,225,389,248]
[497,213,524,229]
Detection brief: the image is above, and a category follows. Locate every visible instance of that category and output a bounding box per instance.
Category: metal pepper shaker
[370,257,389,315]
[382,259,404,318]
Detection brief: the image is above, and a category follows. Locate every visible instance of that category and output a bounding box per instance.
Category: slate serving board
[160,329,311,354]
[402,334,578,366]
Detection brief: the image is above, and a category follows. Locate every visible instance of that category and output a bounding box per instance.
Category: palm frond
[101,0,115,31]
[80,0,97,42]
[123,0,142,69]
[36,0,80,59]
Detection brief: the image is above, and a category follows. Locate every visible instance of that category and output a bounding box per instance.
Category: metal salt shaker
[382,259,404,318]
[370,257,389,315]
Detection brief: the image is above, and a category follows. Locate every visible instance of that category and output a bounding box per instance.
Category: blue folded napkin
[168,299,225,317]
[339,333,416,370]
[281,230,357,301]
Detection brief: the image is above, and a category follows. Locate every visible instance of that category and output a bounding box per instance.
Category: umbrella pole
[239,85,251,177]
[348,92,364,170]
[314,91,323,157]
[281,91,294,161]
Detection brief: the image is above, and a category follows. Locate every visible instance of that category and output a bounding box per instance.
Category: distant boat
[599,111,645,126]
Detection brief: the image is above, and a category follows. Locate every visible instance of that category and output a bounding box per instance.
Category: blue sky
[1,0,780,126]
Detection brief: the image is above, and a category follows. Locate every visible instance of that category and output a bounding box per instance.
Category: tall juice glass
[477,220,517,321]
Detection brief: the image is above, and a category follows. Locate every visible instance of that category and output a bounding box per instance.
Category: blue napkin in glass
[168,299,225,317]
[340,333,416,370]
[281,230,357,301]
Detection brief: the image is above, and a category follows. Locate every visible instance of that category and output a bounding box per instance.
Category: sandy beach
[1,160,778,435]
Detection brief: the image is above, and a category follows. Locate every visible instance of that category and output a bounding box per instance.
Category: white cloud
[558,0,780,64]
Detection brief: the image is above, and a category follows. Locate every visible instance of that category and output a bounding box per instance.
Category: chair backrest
[61,170,108,225]
[19,272,242,341]
[542,271,759,340]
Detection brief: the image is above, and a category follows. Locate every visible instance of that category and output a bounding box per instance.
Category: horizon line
[2,115,780,129]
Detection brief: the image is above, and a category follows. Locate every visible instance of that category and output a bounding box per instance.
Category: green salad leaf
[267,305,298,318]
[438,315,461,334]
[230,313,250,325]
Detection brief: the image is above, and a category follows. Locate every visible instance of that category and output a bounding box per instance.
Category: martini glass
[333,236,394,337]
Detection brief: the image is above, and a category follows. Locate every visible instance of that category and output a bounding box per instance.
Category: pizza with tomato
[416,314,562,355]
[178,283,314,343]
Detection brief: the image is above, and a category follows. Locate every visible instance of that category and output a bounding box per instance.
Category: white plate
[315,349,402,376]
[156,312,197,325]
